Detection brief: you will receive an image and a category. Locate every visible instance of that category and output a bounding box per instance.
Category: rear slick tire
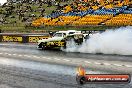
[41,42,46,50]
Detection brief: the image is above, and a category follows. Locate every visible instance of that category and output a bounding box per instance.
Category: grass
[44,26,119,31]
[1,23,122,33]
[0,25,119,33]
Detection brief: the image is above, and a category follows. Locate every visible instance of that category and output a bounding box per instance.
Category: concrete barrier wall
[0,33,50,43]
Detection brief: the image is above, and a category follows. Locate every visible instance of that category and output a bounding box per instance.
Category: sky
[0,0,7,5]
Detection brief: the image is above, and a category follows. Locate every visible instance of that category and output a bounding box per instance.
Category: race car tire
[41,42,47,50]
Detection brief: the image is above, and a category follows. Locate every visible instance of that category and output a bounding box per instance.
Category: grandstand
[32,0,132,27]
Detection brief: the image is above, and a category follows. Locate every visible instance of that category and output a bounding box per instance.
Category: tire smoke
[64,26,132,55]
[0,0,7,5]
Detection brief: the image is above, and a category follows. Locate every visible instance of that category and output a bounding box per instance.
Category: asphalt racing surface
[0,43,132,88]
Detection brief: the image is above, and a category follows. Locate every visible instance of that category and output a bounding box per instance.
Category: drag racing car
[37,30,100,50]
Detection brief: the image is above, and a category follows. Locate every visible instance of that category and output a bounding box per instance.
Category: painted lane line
[18,55,22,57]
[84,61,91,64]
[23,55,28,57]
[12,54,17,56]
[24,55,35,58]
[103,63,111,66]
[43,57,51,60]
[34,56,40,58]
[32,56,38,58]
[113,64,122,67]
[46,58,52,60]
[125,65,132,68]
[94,62,101,65]
[7,54,12,56]
[26,55,32,57]
[42,57,46,59]
[54,58,61,61]
[63,59,70,62]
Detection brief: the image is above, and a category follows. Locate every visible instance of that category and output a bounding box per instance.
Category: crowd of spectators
[0,0,132,27]
[0,0,65,26]
[32,0,132,27]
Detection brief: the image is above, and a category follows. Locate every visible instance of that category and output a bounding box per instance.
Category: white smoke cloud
[64,26,132,55]
[0,0,7,5]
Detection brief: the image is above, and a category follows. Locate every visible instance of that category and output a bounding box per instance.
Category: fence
[0,33,50,43]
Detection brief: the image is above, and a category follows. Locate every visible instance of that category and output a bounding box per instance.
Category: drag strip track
[0,58,131,88]
[0,43,132,88]
[0,65,78,88]
[0,43,132,62]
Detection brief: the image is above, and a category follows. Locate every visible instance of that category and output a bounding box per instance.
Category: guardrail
[0,33,50,43]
